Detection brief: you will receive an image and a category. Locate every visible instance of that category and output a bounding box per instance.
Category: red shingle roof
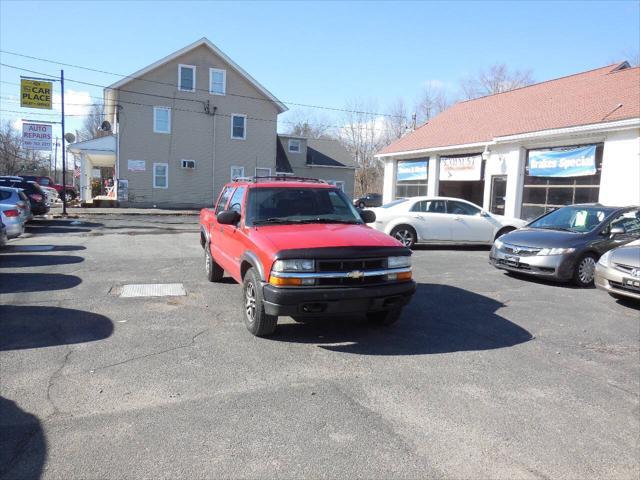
[380,63,640,155]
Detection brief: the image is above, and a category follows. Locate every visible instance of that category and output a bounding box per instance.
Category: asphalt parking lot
[1,215,638,480]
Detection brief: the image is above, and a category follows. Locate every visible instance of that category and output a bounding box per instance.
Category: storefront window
[521,143,603,220]
[438,154,485,206]
[396,158,428,198]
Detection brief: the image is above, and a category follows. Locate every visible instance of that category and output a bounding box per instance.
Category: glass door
[490,175,507,215]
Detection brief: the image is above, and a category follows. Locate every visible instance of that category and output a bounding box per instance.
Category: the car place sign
[20,79,53,109]
[22,122,53,150]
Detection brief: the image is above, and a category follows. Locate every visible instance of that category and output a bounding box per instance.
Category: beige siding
[116,44,279,208]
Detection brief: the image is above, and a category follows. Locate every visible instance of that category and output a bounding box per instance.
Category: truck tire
[204,246,224,282]
[243,267,277,336]
[64,190,76,202]
[366,306,403,326]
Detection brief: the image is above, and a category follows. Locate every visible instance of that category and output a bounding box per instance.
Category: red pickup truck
[20,175,77,201]
[199,176,416,336]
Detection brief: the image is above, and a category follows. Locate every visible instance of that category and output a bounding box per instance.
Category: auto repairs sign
[20,79,53,109]
[440,154,482,181]
[22,122,52,150]
[528,145,597,177]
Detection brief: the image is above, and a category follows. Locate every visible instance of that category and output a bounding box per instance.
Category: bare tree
[415,84,450,124]
[79,103,107,141]
[383,98,410,144]
[0,121,47,176]
[460,63,534,100]
[287,120,332,139]
[339,99,385,197]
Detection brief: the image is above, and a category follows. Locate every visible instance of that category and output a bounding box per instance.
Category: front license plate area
[504,255,520,267]
[622,277,640,292]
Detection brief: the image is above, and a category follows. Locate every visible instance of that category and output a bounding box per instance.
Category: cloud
[52,90,93,116]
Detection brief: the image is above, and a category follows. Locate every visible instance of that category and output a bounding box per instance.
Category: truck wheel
[243,268,277,336]
[204,247,224,282]
[366,307,403,326]
[64,190,76,202]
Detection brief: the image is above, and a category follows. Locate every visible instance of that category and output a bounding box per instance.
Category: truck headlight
[537,247,575,256]
[598,250,612,267]
[388,256,411,268]
[272,259,315,272]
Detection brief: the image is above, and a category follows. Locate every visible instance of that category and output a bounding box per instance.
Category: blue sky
[1,0,638,142]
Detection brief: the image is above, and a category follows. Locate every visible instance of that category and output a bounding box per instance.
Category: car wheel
[494,226,515,241]
[243,267,277,336]
[573,253,597,287]
[64,190,75,202]
[358,201,366,209]
[366,307,403,326]
[390,225,417,248]
[204,246,224,282]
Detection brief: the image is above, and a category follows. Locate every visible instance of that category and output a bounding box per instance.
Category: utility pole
[60,69,67,216]
[53,137,58,182]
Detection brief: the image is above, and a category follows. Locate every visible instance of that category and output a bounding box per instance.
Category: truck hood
[254,223,402,252]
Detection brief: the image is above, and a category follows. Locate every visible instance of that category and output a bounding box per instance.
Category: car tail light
[30,194,43,202]
[3,209,20,218]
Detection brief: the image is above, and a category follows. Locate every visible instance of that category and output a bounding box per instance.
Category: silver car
[0,186,32,223]
[595,239,640,301]
[0,204,25,238]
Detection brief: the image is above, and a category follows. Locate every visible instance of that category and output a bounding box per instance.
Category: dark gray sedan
[490,204,640,287]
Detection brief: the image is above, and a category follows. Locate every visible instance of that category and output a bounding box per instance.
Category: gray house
[74,38,288,208]
[276,134,356,198]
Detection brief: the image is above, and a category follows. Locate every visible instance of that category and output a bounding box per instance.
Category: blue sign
[528,145,597,177]
[397,159,428,181]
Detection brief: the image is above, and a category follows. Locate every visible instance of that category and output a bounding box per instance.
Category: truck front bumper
[262,281,417,317]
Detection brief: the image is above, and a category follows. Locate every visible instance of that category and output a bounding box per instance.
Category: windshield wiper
[535,226,576,232]
[297,218,361,224]
[252,217,299,225]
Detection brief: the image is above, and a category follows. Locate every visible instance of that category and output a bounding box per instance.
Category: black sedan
[353,193,382,209]
[490,204,640,287]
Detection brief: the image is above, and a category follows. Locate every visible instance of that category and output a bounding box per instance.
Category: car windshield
[528,206,614,233]
[246,187,362,225]
[380,199,408,209]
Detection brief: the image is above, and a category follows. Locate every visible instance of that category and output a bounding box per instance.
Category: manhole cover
[9,245,55,252]
[120,283,186,298]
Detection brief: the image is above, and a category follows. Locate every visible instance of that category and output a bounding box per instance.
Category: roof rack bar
[233,175,328,184]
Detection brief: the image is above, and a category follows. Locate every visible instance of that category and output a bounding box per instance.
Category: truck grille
[317,258,386,272]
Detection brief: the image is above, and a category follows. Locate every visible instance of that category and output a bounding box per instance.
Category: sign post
[60,70,67,215]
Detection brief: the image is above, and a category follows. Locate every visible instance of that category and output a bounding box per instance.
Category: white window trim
[288,139,301,153]
[180,159,196,169]
[231,114,247,140]
[178,64,196,92]
[209,68,227,95]
[230,165,245,180]
[153,107,171,134]
[255,167,271,177]
[153,162,169,189]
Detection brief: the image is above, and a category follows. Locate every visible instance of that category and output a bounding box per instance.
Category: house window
[209,68,226,95]
[255,168,271,177]
[288,139,301,153]
[231,114,246,139]
[153,163,168,188]
[181,160,196,169]
[178,64,196,92]
[153,107,171,134]
[231,166,245,180]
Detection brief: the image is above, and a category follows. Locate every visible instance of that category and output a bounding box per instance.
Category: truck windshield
[247,187,362,226]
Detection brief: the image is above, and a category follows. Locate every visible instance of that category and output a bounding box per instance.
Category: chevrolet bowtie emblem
[347,270,365,279]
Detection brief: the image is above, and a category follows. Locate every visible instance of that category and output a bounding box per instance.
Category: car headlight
[494,238,504,250]
[598,250,612,266]
[271,259,315,272]
[388,256,411,268]
[537,247,575,256]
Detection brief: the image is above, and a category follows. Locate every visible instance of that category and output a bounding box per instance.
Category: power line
[0,49,403,118]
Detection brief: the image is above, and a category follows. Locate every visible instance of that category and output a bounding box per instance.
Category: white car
[369,196,527,248]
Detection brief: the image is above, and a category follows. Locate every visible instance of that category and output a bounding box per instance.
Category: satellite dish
[64,132,76,144]
[100,120,112,131]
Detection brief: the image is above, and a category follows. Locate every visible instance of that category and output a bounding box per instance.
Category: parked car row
[358,194,639,303]
[0,176,54,245]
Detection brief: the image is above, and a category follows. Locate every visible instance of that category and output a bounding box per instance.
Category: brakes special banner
[439,154,482,181]
[397,159,428,181]
[528,145,596,177]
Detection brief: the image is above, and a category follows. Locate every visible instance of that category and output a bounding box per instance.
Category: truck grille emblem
[347,270,365,279]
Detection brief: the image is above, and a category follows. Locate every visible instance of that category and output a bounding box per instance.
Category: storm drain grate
[120,283,186,298]
[9,245,55,252]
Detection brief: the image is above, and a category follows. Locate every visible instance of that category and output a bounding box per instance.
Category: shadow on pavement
[0,305,113,351]
[0,255,84,268]
[0,397,46,480]
[502,270,583,289]
[0,273,81,294]
[2,244,86,252]
[412,244,491,251]
[24,219,103,235]
[270,283,532,355]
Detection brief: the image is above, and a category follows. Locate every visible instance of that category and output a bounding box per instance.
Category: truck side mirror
[217,209,241,225]
[360,209,376,224]
[609,226,625,239]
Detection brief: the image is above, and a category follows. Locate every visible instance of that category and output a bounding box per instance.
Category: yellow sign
[20,79,53,109]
